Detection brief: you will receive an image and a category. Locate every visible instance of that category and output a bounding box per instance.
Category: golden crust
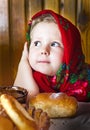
[0,116,14,130]
[29,92,78,118]
[0,94,39,130]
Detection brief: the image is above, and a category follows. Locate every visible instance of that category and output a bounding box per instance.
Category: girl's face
[29,22,64,76]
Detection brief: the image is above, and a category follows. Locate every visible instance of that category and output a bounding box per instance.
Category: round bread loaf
[29,92,78,118]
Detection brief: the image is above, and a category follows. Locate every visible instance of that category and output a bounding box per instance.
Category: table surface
[49,102,90,130]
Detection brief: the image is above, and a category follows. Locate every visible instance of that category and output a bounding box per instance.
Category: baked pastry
[0,116,14,130]
[0,100,15,130]
[28,106,50,130]
[29,92,78,118]
[0,94,50,130]
[0,94,38,130]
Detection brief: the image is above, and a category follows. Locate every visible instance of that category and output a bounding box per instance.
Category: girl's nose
[41,47,50,55]
[41,51,48,55]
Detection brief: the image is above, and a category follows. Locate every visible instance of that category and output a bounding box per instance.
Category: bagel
[29,92,78,118]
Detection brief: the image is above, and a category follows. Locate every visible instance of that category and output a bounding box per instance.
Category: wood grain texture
[0,0,11,85]
[25,0,42,23]
[61,0,77,25]
[44,0,60,13]
[77,0,90,63]
[9,0,26,83]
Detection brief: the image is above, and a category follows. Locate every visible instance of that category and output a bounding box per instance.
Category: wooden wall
[0,0,90,86]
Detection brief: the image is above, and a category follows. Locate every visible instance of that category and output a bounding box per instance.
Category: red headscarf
[27,10,90,102]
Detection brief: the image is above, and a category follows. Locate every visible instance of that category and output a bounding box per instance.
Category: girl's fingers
[21,42,29,60]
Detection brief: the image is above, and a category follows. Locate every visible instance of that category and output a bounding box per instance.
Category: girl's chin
[34,69,55,76]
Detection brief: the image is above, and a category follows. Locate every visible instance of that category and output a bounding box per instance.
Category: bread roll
[0,94,39,130]
[29,92,78,118]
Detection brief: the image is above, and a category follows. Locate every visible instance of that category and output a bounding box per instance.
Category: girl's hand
[14,42,39,97]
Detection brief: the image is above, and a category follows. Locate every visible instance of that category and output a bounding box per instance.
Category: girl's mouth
[38,61,50,63]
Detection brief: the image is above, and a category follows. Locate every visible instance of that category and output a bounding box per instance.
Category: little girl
[14,10,90,102]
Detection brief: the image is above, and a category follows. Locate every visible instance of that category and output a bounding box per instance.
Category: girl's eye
[34,41,41,46]
[51,42,62,47]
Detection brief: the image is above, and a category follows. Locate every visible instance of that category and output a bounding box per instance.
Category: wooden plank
[9,0,26,83]
[77,0,90,64]
[25,0,42,23]
[62,0,77,25]
[0,0,11,85]
[82,0,90,18]
[80,30,90,64]
[44,0,60,13]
